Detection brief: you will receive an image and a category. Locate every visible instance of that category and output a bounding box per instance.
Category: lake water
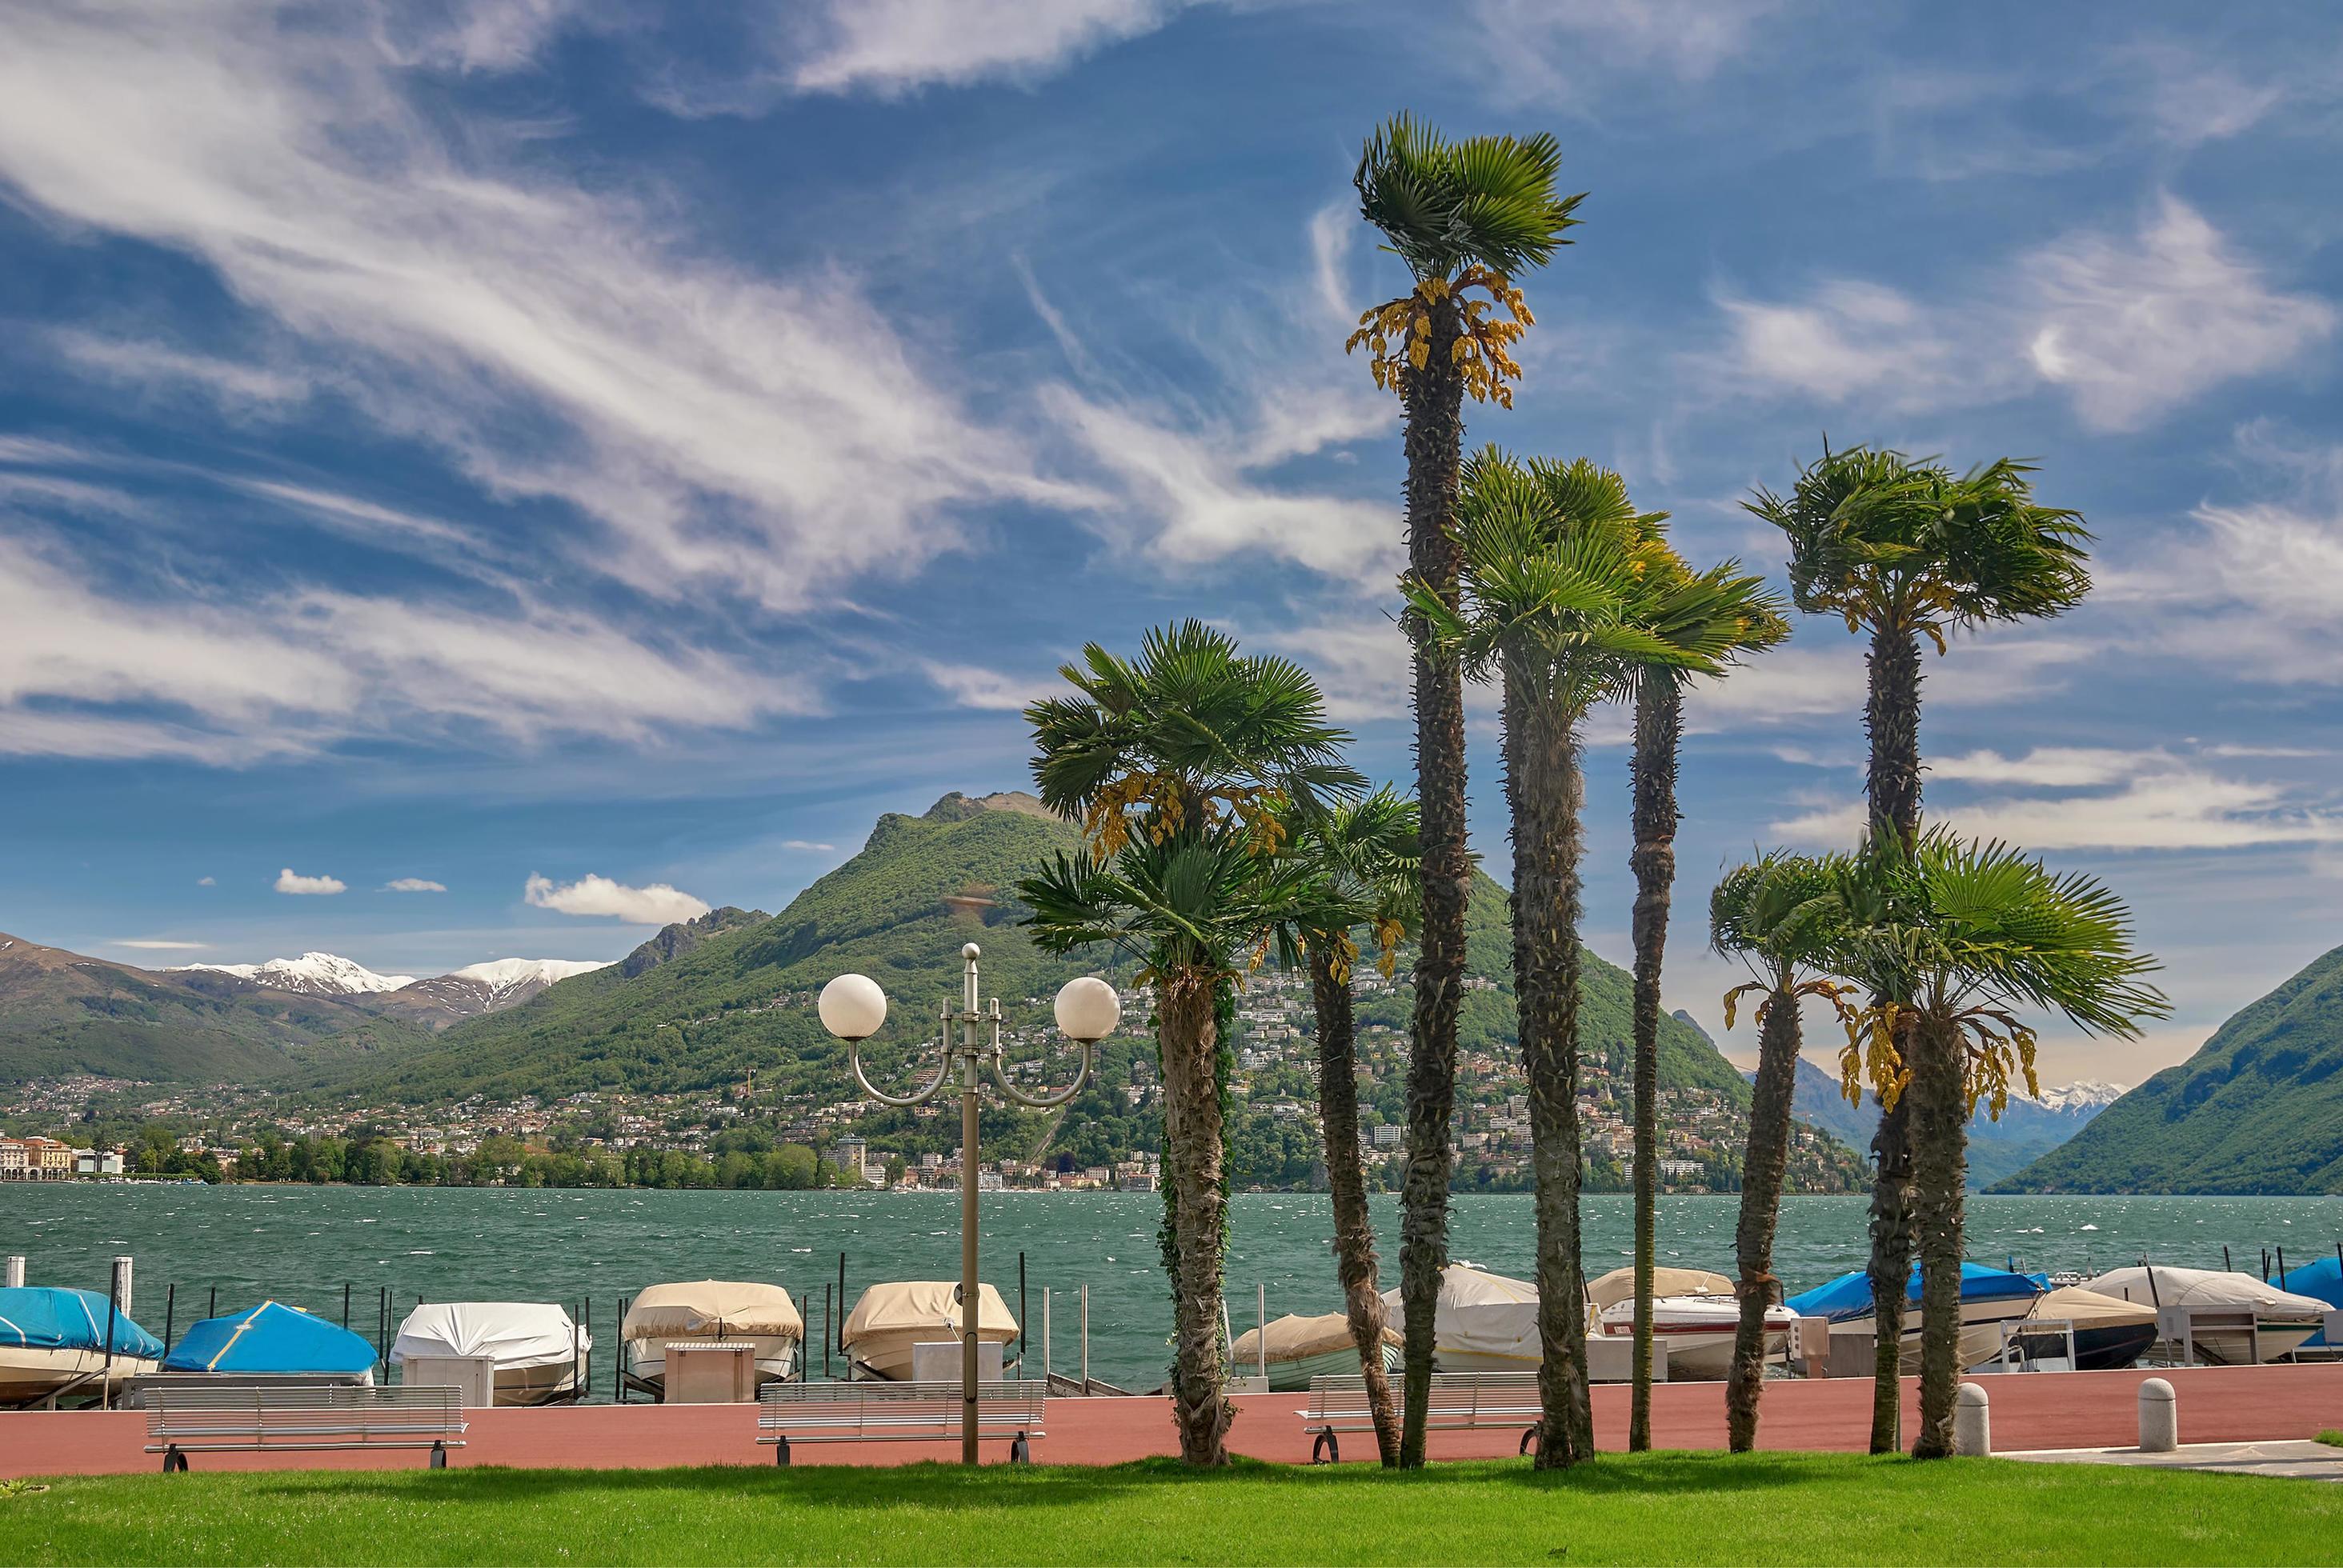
[6,1186,2337,1395]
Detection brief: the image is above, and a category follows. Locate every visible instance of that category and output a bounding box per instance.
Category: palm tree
[1351,114,1583,1467]
[1276,788,1420,1466]
[1832,830,2165,1458]
[1410,451,1732,1467]
[1618,529,1788,1450]
[1021,622,1363,1466]
[1710,852,1858,1451]
[1745,446,2090,1452]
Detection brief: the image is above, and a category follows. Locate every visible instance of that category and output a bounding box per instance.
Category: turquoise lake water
[6,1186,2337,1394]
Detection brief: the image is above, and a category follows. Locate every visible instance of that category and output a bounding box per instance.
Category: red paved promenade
[5,1365,2339,1476]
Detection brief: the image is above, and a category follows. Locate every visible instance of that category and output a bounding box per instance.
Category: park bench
[145,1384,467,1472]
[756,1378,1045,1466]
[1300,1371,1544,1464]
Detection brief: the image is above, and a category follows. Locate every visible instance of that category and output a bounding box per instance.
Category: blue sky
[2,1,2338,1082]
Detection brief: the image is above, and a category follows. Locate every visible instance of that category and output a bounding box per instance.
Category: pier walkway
[4,1365,2337,1476]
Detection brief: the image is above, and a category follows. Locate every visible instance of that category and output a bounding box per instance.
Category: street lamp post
[819,943,1119,1465]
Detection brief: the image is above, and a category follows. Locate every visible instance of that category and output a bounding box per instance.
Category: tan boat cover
[1585,1266,1735,1311]
[840,1282,1016,1346]
[621,1281,803,1342]
[2032,1286,2156,1330]
[1231,1311,1400,1366]
[2082,1266,2325,1317]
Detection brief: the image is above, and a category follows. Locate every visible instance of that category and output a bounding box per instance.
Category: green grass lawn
[6,1453,2336,1566]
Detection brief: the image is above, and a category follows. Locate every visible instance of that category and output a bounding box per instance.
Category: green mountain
[0,932,426,1083]
[1997,944,2343,1194]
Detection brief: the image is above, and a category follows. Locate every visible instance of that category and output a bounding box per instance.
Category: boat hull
[1828,1298,2039,1372]
[0,1349,158,1407]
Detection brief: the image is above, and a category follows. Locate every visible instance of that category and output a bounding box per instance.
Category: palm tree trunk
[1626,678,1680,1451]
[1727,978,1801,1452]
[1862,618,1924,1454]
[1311,945,1400,1465]
[1909,1010,1968,1459]
[1159,968,1234,1466]
[1397,291,1469,1470]
[1504,674,1595,1469]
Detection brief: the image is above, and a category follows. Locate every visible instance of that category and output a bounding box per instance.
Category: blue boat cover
[0,1286,164,1359]
[2273,1256,2342,1346]
[1785,1262,2044,1322]
[162,1301,376,1374]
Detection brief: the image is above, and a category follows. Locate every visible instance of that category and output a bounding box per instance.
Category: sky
[1,0,2338,1086]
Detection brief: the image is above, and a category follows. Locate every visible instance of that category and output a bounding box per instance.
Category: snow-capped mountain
[170,951,418,996]
[2032,1079,2127,1115]
[366,956,614,1029]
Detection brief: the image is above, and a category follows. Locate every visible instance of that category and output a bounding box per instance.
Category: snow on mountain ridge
[445,957,613,995]
[2033,1078,2127,1114]
[170,951,417,995]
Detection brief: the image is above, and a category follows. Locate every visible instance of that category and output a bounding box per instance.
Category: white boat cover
[391,1302,587,1371]
[621,1281,804,1342]
[840,1282,1016,1346]
[1585,1266,1735,1311]
[1596,1295,1793,1333]
[1231,1310,1399,1366]
[2032,1286,2157,1330]
[1381,1264,1540,1365]
[2083,1266,2326,1318]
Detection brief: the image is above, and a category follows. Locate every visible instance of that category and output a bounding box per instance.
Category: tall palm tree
[1276,788,1420,1466]
[1710,852,1858,1452]
[1351,114,1583,1467]
[1411,451,1732,1467]
[1832,830,2165,1458]
[1618,529,1788,1450]
[1745,446,2090,1452]
[1021,622,1363,1466]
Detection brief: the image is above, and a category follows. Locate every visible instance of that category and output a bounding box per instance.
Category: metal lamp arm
[847,1037,953,1109]
[989,1038,1093,1109]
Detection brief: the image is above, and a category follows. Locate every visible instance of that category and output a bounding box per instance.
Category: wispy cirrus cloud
[787,0,1220,95]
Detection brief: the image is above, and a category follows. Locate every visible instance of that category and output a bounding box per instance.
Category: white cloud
[1708,198,2333,430]
[0,3,1082,614]
[2027,196,2336,431]
[788,0,1212,95]
[781,839,837,852]
[382,878,447,893]
[275,866,346,895]
[51,331,310,412]
[196,876,216,886]
[922,661,1048,712]
[524,871,710,923]
[114,938,210,950]
[1474,0,1792,99]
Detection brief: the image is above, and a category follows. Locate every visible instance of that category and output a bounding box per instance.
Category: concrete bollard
[2138,1377,2178,1453]
[4,1255,23,1290]
[1953,1382,1991,1456]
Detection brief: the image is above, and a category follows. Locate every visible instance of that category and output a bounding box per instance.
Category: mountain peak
[170,951,417,996]
[922,790,1056,823]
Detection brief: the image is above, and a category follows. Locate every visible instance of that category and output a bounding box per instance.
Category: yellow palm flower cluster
[1835,999,2042,1120]
[1080,773,1290,859]
[1344,266,1536,410]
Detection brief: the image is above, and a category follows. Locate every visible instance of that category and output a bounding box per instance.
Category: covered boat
[1980,1286,2158,1372]
[1230,1311,1400,1392]
[1785,1262,2043,1371]
[392,1302,589,1406]
[2270,1256,2342,1355]
[1380,1264,1540,1372]
[1592,1293,1797,1381]
[839,1282,1015,1382]
[0,1287,163,1408]
[2082,1266,2327,1364]
[162,1301,377,1381]
[622,1281,803,1394]
[1584,1266,1735,1312]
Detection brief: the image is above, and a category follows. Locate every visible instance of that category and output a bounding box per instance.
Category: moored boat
[392,1302,591,1406]
[1380,1263,1540,1372]
[839,1282,1015,1381]
[1592,1293,1798,1380]
[1977,1286,2157,1372]
[1784,1262,2043,1372]
[161,1300,378,1382]
[1229,1311,1400,1391]
[621,1281,803,1395]
[2082,1266,2326,1365]
[0,1286,163,1408]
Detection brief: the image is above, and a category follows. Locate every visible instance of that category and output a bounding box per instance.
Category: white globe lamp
[1053,975,1121,1044]
[818,972,887,1042]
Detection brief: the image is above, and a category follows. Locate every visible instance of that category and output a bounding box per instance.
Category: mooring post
[163,1282,176,1354]
[1257,1282,1268,1379]
[111,1255,133,1319]
[342,1282,351,1330]
[823,1282,833,1379]
[2138,1378,2178,1452]
[1952,1383,1990,1456]
[836,1253,847,1356]
[1018,1251,1027,1367]
[3,1255,23,1289]
[1042,1288,1051,1383]
[1080,1284,1090,1393]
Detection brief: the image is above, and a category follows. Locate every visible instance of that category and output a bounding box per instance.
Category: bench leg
[773,1435,791,1467]
[1519,1426,1539,1458]
[1009,1430,1031,1465]
[163,1446,188,1474]
[1312,1430,1338,1466]
[430,1442,448,1470]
